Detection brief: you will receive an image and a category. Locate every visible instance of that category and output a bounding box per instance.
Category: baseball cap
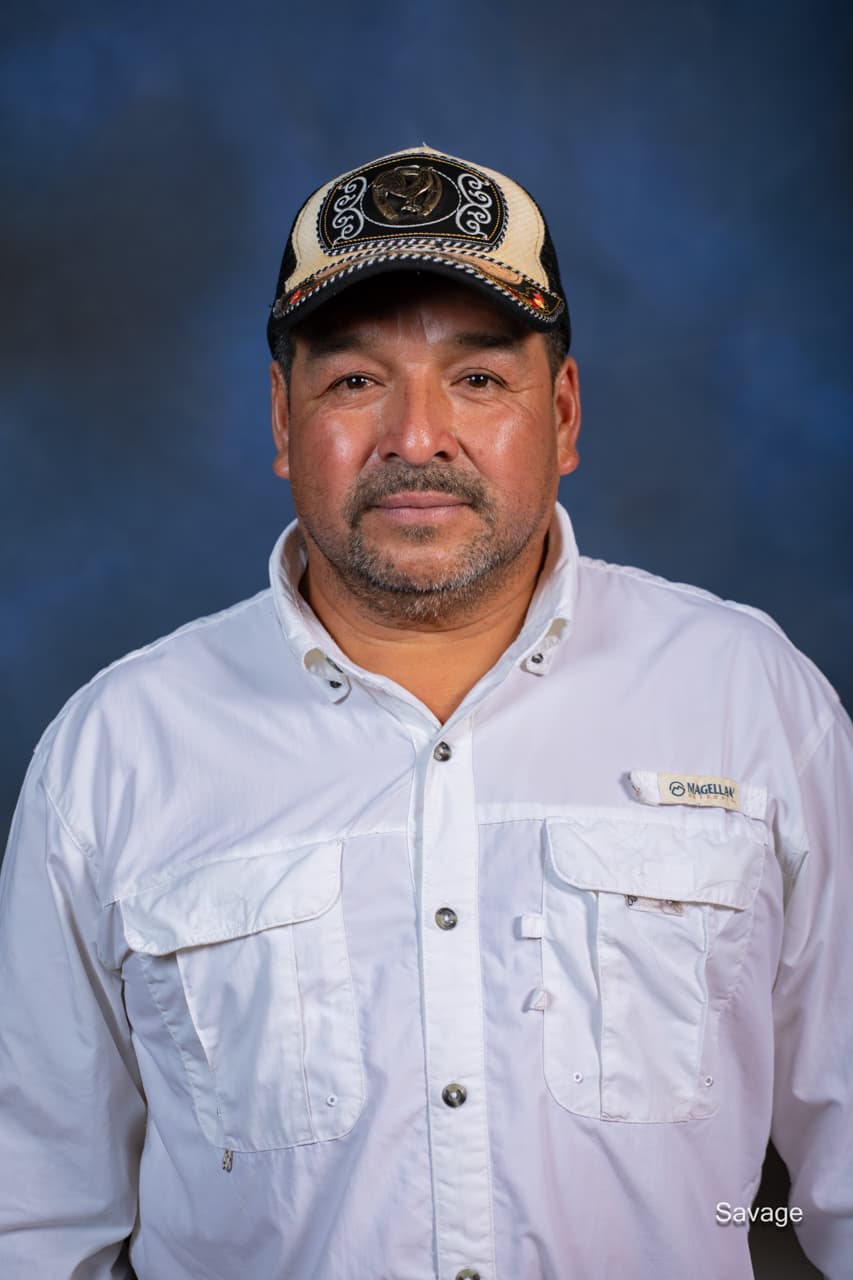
[267,145,570,353]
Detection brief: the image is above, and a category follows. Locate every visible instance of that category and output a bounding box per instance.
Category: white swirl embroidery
[330,177,367,244]
[455,174,494,237]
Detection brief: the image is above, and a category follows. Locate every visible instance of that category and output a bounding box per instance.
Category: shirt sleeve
[0,757,146,1278]
[770,702,853,1279]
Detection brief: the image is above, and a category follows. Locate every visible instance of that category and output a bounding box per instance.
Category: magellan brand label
[629,769,766,819]
[658,773,740,811]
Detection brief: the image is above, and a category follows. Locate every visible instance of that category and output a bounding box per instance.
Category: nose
[375,372,459,465]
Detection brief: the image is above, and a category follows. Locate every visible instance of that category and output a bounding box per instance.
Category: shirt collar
[510,502,578,672]
[268,502,580,697]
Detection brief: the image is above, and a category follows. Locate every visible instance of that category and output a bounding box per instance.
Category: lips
[373,492,470,510]
[366,491,474,525]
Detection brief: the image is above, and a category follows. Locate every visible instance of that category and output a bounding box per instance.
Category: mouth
[369,491,472,522]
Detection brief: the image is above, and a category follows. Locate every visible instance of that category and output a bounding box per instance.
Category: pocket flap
[115,840,343,955]
[546,814,764,909]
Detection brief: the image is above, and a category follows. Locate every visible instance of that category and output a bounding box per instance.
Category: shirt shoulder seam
[579,556,841,698]
[42,773,100,878]
[33,588,273,767]
[795,702,842,778]
[579,557,843,778]
[580,556,787,637]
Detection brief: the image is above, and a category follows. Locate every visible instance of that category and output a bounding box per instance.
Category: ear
[553,356,581,477]
[270,361,290,480]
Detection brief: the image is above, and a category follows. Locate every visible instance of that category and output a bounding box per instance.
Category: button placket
[419,723,496,1279]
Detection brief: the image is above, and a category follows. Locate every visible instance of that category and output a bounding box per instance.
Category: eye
[461,372,498,389]
[330,373,374,392]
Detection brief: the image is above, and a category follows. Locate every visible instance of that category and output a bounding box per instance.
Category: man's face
[270,277,580,622]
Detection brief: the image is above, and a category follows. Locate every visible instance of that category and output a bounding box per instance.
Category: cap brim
[267,248,568,352]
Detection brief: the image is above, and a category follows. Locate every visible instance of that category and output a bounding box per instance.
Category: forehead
[291,272,535,350]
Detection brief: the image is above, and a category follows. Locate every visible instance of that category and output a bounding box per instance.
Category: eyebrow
[301,334,372,362]
[301,329,526,362]
[450,331,525,353]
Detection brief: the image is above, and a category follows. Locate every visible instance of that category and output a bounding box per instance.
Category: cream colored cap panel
[468,155,547,284]
[284,145,548,293]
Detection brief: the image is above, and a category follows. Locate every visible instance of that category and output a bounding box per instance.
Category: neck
[300,535,548,723]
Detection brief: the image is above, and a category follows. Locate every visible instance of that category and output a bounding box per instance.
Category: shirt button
[442,1082,467,1108]
[433,741,452,762]
[435,907,458,930]
[456,1271,481,1280]
[529,652,544,664]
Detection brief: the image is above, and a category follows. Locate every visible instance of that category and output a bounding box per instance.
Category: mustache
[345,463,489,525]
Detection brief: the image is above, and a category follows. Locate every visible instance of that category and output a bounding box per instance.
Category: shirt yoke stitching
[33,589,273,767]
[581,556,787,640]
[581,556,841,770]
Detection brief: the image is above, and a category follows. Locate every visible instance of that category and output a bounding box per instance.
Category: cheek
[288,417,371,512]
[464,404,558,490]
[298,410,376,470]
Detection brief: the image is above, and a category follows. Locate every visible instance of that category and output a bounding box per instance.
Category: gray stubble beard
[305,463,545,625]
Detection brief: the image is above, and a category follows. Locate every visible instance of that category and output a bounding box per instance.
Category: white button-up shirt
[1,505,851,1279]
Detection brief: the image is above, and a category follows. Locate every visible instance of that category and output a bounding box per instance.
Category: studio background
[2,3,850,1277]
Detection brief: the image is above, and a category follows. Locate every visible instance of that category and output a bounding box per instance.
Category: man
[0,146,850,1280]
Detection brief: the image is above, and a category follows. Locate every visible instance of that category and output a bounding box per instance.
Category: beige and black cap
[267,145,570,353]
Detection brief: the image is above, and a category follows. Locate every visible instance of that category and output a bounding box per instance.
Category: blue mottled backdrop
[2,4,850,1274]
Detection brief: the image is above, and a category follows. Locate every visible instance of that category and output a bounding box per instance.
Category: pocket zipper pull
[221,1149,233,1173]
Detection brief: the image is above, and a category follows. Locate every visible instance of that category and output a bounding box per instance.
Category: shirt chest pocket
[110,840,365,1152]
[541,812,766,1124]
